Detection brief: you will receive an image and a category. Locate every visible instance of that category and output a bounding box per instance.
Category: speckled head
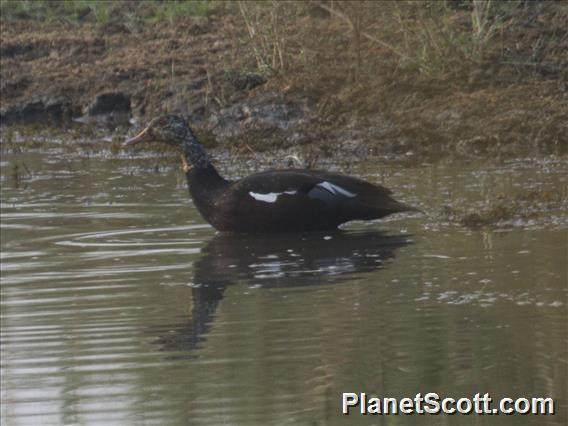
[123,115,192,147]
[123,114,210,168]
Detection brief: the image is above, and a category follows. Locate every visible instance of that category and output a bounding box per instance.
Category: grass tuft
[0,0,216,25]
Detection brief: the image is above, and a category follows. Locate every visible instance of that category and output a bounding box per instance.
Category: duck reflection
[154,231,411,354]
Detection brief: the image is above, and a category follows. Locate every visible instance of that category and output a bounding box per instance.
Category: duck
[123,114,420,233]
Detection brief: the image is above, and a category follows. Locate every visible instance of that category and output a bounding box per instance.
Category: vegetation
[2,0,564,82]
[0,0,215,24]
[1,1,566,157]
[235,1,567,80]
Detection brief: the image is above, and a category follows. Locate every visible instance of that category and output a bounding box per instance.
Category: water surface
[1,147,566,425]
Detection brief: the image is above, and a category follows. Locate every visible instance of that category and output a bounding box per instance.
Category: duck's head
[123,114,210,169]
[123,114,192,148]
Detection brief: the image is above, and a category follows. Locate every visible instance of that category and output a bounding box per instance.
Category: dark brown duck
[123,115,420,233]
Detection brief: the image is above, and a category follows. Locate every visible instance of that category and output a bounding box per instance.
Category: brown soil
[0,15,239,120]
[1,5,567,159]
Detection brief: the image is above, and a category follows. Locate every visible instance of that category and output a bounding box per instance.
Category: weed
[148,0,213,24]
[0,0,215,25]
[233,1,562,82]
[236,1,305,74]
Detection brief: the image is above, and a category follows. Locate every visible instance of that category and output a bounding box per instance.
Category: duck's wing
[228,169,396,208]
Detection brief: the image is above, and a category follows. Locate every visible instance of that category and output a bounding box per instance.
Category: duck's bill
[123,127,151,147]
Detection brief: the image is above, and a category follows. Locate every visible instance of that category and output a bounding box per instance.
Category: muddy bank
[1,3,567,159]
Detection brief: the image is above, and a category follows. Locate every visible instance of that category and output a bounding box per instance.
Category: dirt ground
[1,4,567,159]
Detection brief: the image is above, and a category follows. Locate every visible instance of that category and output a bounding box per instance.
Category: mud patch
[442,190,567,229]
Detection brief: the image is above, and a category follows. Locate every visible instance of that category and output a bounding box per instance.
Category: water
[1,147,566,425]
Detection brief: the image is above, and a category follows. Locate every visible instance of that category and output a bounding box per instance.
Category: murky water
[1,146,566,425]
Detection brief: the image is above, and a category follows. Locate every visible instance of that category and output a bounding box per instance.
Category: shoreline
[1,3,566,159]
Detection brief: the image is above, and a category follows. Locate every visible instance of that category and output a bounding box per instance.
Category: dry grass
[1,1,566,157]
[234,1,567,81]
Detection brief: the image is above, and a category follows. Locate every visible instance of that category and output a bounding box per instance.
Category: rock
[74,92,131,127]
[1,42,34,59]
[1,41,49,60]
[86,92,131,116]
[0,99,76,125]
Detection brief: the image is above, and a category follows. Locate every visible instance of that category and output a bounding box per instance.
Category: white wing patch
[249,183,354,203]
[317,181,356,198]
[249,192,279,203]
[249,190,298,203]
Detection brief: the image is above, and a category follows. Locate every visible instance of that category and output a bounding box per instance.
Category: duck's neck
[180,129,228,226]
[186,163,227,191]
[186,164,228,228]
[182,128,210,169]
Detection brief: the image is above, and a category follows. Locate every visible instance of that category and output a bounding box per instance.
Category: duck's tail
[360,195,424,218]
